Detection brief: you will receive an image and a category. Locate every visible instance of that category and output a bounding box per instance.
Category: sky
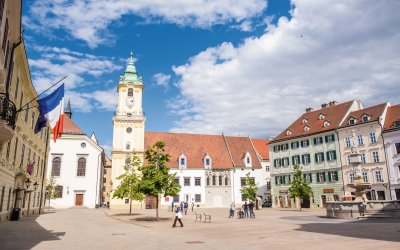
[22,0,400,156]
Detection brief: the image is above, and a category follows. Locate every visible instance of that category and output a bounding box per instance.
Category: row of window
[173,194,201,203]
[273,135,336,152]
[274,151,337,167]
[51,157,87,177]
[348,170,384,183]
[344,132,377,147]
[4,137,45,177]
[274,171,339,185]
[175,177,202,187]
[346,151,380,164]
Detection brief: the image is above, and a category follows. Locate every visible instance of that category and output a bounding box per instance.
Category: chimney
[329,101,338,106]
[321,103,328,108]
[305,107,313,113]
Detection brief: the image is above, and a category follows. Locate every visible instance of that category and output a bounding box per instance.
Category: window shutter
[325,135,329,143]
[333,151,336,160]
[328,172,332,182]
[303,174,306,179]
[331,135,335,141]
[307,154,311,163]
[275,176,278,185]
[314,138,317,145]
[317,173,320,182]
[301,155,305,164]
[335,171,338,181]
[274,159,277,167]
[280,159,283,167]
[322,173,326,182]
[315,153,318,162]
[292,156,295,165]
[309,173,312,183]
[321,153,325,161]
[326,152,330,161]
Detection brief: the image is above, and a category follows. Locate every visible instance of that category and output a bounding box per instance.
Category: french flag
[35,84,65,142]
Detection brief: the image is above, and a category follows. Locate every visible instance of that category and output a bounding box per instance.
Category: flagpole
[16,75,67,113]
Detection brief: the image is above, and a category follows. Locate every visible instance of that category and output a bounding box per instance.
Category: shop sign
[323,188,334,193]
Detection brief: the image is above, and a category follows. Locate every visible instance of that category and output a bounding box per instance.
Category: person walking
[172,205,184,227]
[359,194,368,216]
[242,202,249,218]
[171,201,175,212]
[249,201,255,218]
[191,200,195,212]
[184,201,188,215]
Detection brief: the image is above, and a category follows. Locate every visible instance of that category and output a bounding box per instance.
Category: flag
[35,84,65,142]
[27,162,34,175]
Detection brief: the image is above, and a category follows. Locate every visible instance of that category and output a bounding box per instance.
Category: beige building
[337,102,390,200]
[0,39,50,222]
[102,155,112,205]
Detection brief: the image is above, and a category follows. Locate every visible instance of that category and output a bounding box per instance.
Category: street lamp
[33,181,39,190]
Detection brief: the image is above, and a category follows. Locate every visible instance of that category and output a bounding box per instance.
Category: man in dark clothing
[242,202,249,218]
[249,201,255,218]
[184,202,188,215]
[172,206,184,227]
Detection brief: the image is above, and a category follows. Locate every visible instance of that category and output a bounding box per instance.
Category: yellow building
[102,155,112,205]
[0,39,50,222]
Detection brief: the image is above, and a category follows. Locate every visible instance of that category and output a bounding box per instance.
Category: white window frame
[361,152,366,163]
[375,170,383,183]
[349,173,355,183]
[370,132,377,144]
[243,152,252,167]
[303,154,310,164]
[345,137,351,148]
[347,155,351,165]
[362,171,369,182]
[372,151,379,163]
[357,135,364,145]
[204,154,212,169]
[179,154,187,169]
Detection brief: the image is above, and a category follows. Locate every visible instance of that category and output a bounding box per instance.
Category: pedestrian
[359,194,368,216]
[180,201,184,212]
[242,202,249,218]
[184,201,188,215]
[172,205,184,227]
[249,201,255,218]
[191,200,195,212]
[171,201,175,212]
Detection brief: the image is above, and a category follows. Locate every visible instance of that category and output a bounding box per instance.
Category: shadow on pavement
[295,218,400,243]
[0,215,65,250]
[133,216,171,221]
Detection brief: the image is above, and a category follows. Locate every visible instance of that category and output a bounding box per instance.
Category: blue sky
[22,0,400,156]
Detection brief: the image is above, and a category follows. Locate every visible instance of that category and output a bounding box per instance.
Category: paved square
[0,208,399,250]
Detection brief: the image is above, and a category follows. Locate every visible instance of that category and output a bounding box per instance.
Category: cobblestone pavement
[0,207,399,250]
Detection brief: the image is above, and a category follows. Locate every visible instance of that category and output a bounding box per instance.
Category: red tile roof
[144,132,233,169]
[384,104,400,131]
[272,100,356,142]
[144,132,262,169]
[62,115,85,135]
[224,136,262,169]
[251,139,270,160]
[341,103,387,128]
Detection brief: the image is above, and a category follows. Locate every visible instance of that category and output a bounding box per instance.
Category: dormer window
[302,118,308,124]
[204,154,212,169]
[243,152,252,167]
[323,121,330,127]
[179,154,187,169]
[304,126,310,132]
[362,115,370,122]
[349,118,356,125]
[318,114,325,120]
[286,130,292,135]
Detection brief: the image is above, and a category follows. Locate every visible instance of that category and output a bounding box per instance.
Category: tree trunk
[156,194,159,221]
[129,199,132,214]
[48,198,50,211]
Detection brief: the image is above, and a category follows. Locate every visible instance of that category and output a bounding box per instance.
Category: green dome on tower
[123,51,141,85]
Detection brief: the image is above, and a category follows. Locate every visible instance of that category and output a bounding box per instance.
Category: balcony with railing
[0,93,17,142]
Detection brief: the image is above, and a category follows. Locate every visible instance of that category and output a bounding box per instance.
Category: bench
[204,213,211,223]
[195,212,202,222]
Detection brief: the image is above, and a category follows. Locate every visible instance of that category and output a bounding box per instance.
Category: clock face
[126,97,134,106]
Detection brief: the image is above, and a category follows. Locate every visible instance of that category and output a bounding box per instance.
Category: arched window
[125,157,131,166]
[128,88,133,97]
[77,158,86,176]
[206,177,210,186]
[51,157,61,176]
[212,176,216,185]
[225,177,228,186]
[126,142,130,150]
[219,176,222,185]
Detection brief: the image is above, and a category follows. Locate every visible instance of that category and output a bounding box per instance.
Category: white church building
[46,101,104,208]
[110,53,269,209]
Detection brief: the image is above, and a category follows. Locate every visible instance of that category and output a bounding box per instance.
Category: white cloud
[152,73,171,89]
[25,0,267,48]
[170,0,400,138]
[28,45,122,112]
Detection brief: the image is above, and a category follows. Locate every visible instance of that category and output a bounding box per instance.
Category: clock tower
[110,52,146,208]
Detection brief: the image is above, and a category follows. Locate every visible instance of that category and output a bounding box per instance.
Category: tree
[240,172,258,201]
[113,154,144,214]
[45,176,57,211]
[138,141,181,221]
[288,165,313,210]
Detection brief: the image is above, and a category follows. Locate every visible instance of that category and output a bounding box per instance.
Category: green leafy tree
[138,141,181,220]
[113,154,144,214]
[240,172,258,201]
[45,176,57,211]
[288,165,313,210]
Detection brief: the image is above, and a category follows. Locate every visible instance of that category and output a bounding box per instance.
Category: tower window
[126,142,131,150]
[128,88,133,97]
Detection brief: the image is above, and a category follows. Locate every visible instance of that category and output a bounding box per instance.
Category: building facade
[111,54,268,209]
[252,138,271,205]
[46,103,104,208]
[269,101,360,208]
[102,155,112,205]
[337,103,390,200]
[382,104,400,200]
[0,40,49,222]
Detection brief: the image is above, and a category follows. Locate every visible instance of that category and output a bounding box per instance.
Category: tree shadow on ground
[112,213,141,216]
[132,216,171,221]
[295,218,400,242]
[0,215,65,250]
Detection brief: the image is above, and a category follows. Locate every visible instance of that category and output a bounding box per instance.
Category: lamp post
[33,181,39,191]
[25,178,32,190]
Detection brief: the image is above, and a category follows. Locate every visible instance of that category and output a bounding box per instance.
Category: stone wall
[326,200,400,219]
